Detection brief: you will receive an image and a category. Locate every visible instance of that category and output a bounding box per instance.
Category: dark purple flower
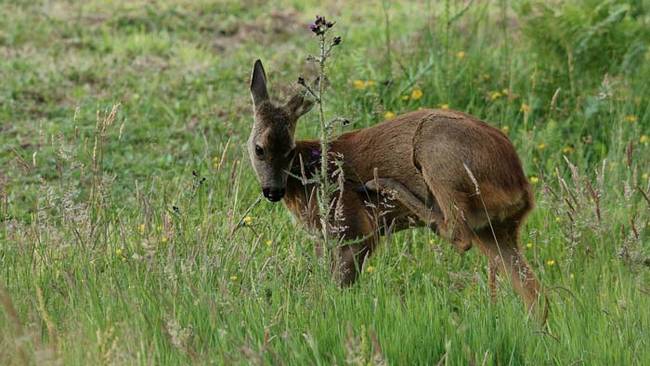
[309,15,334,36]
[309,23,324,35]
[310,148,321,159]
[332,36,341,45]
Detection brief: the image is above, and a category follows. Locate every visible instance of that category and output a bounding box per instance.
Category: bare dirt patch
[213,9,306,52]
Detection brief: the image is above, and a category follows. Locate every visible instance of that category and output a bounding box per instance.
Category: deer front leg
[331,188,378,286]
[333,240,374,286]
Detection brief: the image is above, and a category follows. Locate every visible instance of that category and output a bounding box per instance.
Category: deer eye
[255,144,264,157]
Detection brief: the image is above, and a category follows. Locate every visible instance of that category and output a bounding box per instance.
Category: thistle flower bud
[309,22,323,35]
[332,36,342,46]
[309,15,334,36]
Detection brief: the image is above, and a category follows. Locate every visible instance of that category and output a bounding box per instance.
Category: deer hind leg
[419,175,475,253]
[364,178,444,228]
[488,258,498,303]
[475,224,548,323]
[365,177,472,253]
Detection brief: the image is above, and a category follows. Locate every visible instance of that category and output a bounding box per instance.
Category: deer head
[248,59,314,202]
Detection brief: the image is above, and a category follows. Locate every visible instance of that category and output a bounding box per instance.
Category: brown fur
[247,60,547,323]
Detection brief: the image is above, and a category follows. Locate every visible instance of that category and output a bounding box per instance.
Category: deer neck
[281,139,322,226]
[288,140,322,185]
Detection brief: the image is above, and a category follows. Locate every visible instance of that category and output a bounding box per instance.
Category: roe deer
[247,59,547,322]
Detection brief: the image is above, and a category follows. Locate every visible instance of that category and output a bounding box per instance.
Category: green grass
[1,0,649,364]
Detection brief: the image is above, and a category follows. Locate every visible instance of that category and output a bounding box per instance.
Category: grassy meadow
[1,0,649,364]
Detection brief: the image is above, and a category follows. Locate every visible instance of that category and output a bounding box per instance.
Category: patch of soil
[213,9,305,53]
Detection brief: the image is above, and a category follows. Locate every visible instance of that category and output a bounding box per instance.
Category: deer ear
[250,59,269,107]
[286,93,315,118]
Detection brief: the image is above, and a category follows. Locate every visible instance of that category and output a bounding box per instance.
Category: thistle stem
[317,32,330,247]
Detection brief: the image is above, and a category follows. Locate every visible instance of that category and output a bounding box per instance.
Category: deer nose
[262,187,285,202]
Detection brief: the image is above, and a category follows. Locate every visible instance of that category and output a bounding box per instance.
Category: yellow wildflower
[212,156,221,170]
[384,111,396,120]
[624,115,638,123]
[640,135,649,145]
[366,266,375,273]
[490,91,502,101]
[456,51,466,59]
[526,242,533,249]
[115,248,123,256]
[501,126,510,134]
[139,224,145,234]
[352,80,376,90]
[230,275,238,281]
[265,239,273,246]
[529,176,539,185]
[562,146,575,154]
[428,239,436,245]
[537,143,547,150]
[161,236,168,244]
[520,103,531,113]
[501,88,509,96]
[410,88,423,100]
[555,217,561,223]
[546,259,556,266]
[438,103,449,110]
[243,216,253,226]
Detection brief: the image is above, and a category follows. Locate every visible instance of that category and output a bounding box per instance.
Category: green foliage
[0,0,648,365]
[516,0,650,93]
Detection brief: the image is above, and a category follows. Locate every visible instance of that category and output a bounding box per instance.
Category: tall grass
[0,0,648,364]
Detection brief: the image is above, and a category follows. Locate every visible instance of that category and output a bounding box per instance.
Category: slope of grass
[1,0,648,364]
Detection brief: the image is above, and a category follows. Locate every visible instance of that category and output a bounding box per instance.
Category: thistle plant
[299,15,346,247]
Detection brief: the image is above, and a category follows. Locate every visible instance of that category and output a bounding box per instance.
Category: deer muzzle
[262,187,285,202]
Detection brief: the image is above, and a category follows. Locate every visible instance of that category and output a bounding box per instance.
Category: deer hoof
[364,180,378,191]
[453,241,473,253]
[364,178,391,192]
